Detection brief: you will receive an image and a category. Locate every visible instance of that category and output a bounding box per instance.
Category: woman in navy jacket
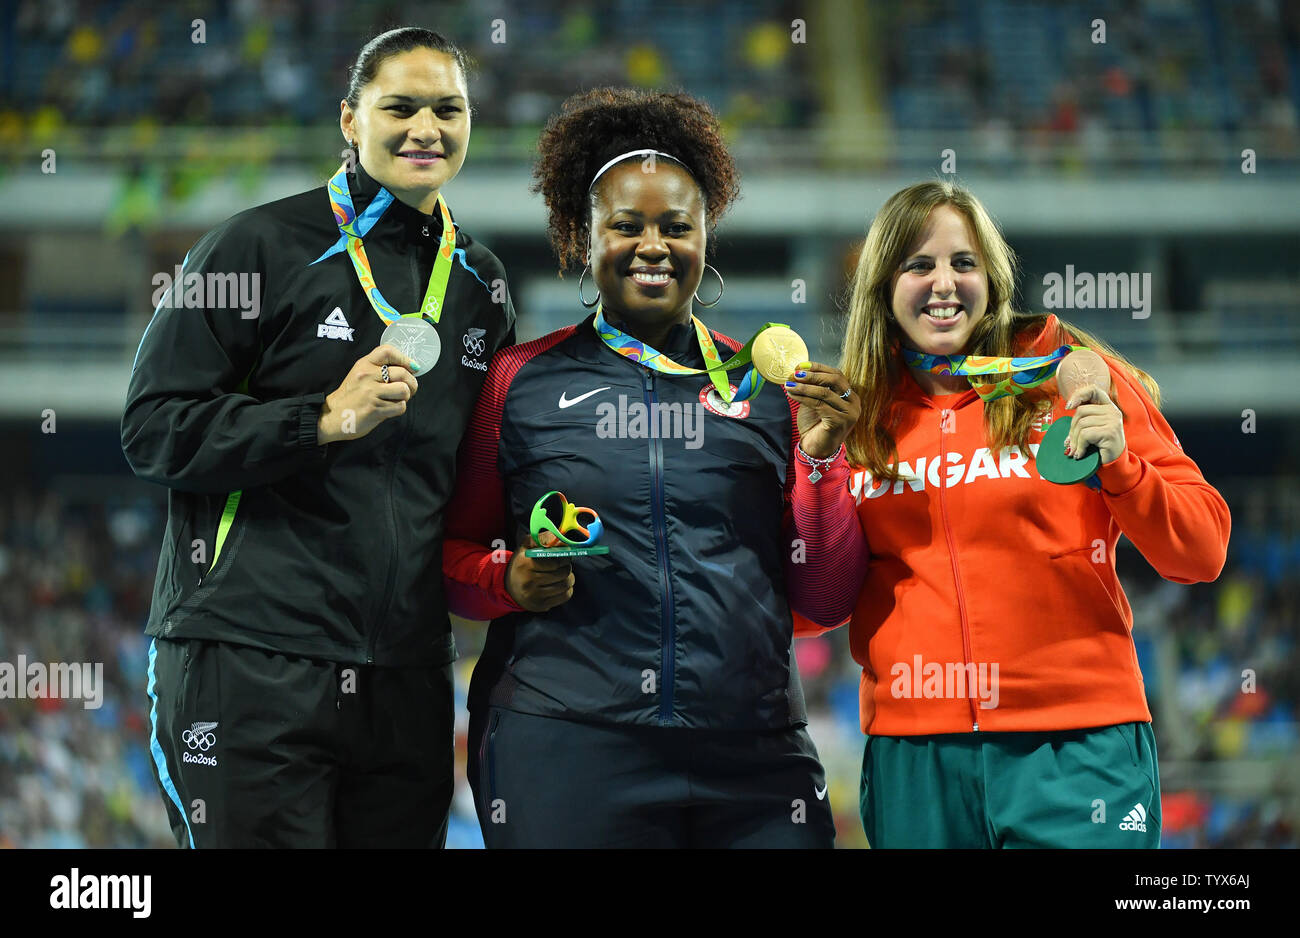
[443,88,861,848]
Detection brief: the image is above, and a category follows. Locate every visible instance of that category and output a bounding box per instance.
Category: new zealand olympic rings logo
[463,328,487,356]
[182,722,218,751]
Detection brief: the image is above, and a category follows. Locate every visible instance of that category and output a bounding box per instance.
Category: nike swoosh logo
[558,387,610,409]
[815,785,827,800]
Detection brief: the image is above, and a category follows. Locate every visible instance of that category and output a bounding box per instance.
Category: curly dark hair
[531,87,741,271]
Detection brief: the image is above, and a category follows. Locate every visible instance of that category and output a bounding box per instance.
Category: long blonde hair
[839,181,1160,483]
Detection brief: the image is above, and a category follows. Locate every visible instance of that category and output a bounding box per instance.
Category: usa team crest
[700,384,750,419]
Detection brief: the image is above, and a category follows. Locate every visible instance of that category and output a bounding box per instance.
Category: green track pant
[860,722,1161,848]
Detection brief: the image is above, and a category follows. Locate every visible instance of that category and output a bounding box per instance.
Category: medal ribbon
[593,304,783,404]
[902,344,1088,401]
[312,163,457,326]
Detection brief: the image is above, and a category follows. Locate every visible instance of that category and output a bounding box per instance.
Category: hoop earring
[694,264,725,308]
[578,265,600,309]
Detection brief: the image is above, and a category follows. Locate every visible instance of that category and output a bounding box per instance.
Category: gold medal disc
[751,326,810,383]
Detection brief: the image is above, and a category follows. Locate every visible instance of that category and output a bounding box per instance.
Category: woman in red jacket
[800,180,1231,847]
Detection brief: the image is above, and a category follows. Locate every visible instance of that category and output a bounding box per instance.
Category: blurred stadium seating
[0,0,1297,848]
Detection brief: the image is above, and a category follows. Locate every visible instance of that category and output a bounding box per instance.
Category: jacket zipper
[936,407,981,732]
[644,369,677,725]
[409,239,422,300]
[366,238,425,663]
[368,414,413,663]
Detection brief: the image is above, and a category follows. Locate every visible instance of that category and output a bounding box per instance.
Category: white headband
[587,149,689,192]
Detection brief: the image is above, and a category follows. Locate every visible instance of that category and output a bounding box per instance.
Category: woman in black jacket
[443,88,861,847]
[122,27,515,848]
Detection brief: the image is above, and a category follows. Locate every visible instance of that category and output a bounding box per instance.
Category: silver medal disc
[380,318,441,368]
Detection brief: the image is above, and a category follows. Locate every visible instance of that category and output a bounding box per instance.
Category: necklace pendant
[807,468,823,484]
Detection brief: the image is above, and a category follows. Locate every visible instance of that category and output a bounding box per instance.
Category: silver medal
[380,318,441,368]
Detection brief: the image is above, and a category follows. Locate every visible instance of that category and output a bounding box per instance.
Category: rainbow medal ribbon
[524,491,611,558]
[314,162,458,366]
[593,305,786,404]
[902,344,1101,485]
[902,344,1088,402]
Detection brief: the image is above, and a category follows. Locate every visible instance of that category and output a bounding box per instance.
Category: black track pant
[468,706,835,848]
[147,637,453,848]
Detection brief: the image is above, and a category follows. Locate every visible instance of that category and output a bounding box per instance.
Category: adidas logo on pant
[1118,802,1148,832]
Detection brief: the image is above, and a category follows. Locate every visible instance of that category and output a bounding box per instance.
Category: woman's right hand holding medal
[505,534,576,612]
[317,344,423,444]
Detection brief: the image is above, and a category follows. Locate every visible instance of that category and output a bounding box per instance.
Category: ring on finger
[840,388,852,400]
[380,364,390,383]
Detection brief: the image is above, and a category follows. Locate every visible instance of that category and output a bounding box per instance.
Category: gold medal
[751,326,809,383]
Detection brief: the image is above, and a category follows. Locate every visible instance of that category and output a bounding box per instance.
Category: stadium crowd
[1,0,1295,166]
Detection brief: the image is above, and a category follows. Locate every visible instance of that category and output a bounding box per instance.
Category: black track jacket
[122,164,515,666]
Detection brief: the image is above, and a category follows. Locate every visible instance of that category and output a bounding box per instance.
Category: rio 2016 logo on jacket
[180,721,218,767]
[462,328,488,370]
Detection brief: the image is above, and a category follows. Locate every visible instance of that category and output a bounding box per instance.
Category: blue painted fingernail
[785,381,797,388]
[795,370,807,378]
